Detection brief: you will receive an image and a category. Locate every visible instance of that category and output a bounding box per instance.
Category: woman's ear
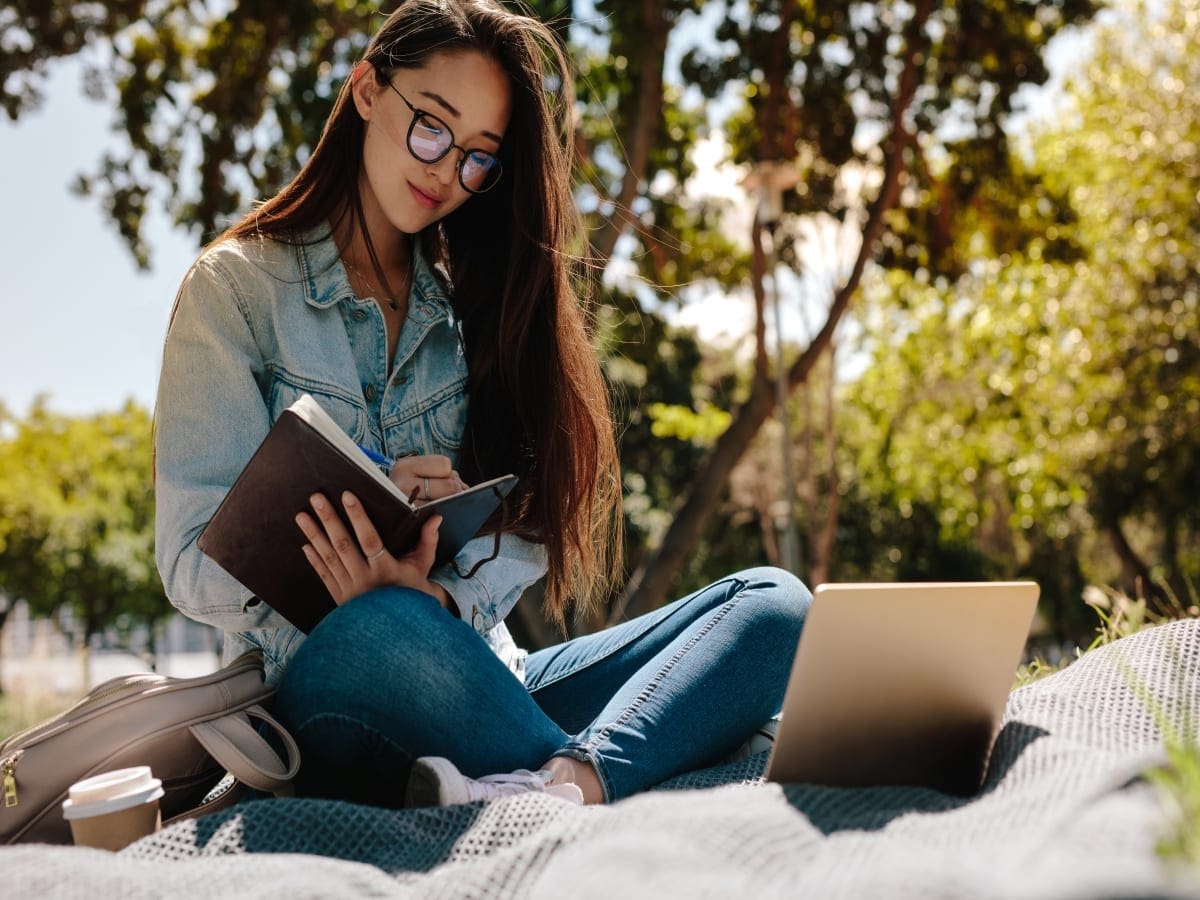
[350,60,377,120]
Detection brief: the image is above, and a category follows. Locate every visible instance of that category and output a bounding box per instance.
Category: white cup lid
[62,766,164,820]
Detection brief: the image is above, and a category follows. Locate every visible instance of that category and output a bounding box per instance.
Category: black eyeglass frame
[383,81,504,195]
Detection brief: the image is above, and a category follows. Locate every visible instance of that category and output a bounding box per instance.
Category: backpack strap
[189,705,300,796]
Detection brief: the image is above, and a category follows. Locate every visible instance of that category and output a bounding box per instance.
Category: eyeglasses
[385,82,504,195]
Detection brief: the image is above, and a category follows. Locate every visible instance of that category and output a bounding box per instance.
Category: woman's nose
[427,152,460,186]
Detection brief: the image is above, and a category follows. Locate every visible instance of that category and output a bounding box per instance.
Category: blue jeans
[271,566,810,804]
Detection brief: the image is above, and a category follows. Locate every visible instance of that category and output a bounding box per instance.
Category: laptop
[764,581,1039,796]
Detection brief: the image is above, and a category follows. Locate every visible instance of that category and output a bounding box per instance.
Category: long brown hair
[215,0,621,626]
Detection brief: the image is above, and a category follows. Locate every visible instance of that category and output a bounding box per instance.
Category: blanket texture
[4,619,1200,898]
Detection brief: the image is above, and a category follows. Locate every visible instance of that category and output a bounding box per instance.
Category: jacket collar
[294,226,455,315]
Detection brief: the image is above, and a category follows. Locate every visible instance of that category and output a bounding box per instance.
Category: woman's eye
[416,117,445,139]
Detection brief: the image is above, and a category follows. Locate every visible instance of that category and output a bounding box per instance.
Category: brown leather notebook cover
[197,395,516,633]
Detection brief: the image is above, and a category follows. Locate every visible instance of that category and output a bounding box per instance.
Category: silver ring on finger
[367,548,387,562]
[423,476,430,500]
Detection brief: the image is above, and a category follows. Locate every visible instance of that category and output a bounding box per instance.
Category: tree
[1031,0,1200,606]
[571,0,704,276]
[1,0,697,278]
[843,260,1097,639]
[3,1,405,267]
[3,1,1104,624]
[0,400,169,687]
[831,0,1200,637]
[615,0,1100,618]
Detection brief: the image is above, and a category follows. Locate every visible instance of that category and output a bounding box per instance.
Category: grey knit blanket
[4,619,1200,898]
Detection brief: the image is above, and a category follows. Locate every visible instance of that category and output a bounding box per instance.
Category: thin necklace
[387,268,412,311]
[347,260,409,312]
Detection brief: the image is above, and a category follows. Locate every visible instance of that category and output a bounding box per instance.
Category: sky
[1,58,198,418]
[0,16,1090,421]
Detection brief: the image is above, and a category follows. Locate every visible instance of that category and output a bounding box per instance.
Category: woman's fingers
[300,542,344,601]
[388,454,469,503]
[410,514,441,570]
[310,492,358,556]
[390,454,453,482]
[418,455,455,477]
[295,494,354,593]
[294,492,448,605]
[413,473,468,504]
[341,491,388,564]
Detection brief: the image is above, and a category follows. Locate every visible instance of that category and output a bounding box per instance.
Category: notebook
[764,581,1039,796]
[198,393,516,634]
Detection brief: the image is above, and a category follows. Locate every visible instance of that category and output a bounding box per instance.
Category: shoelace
[465,768,555,802]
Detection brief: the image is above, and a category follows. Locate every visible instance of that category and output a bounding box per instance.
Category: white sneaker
[405,756,584,807]
[725,716,781,763]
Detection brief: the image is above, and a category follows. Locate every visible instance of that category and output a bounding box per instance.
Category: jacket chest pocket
[427,389,467,451]
[388,377,467,460]
[267,371,368,443]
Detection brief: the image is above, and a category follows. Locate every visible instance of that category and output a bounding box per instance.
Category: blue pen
[357,444,393,472]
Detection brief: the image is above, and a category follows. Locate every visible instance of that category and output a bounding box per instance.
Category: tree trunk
[0,605,10,696]
[810,345,840,586]
[1158,515,1192,611]
[585,0,670,275]
[1104,516,1155,599]
[509,587,563,650]
[612,0,933,620]
[799,349,814,566]
[78,636,91,694]
[759,500,781,566]
[610,372,777,622]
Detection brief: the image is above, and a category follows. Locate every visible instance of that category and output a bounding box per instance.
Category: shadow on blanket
[191,795,487,872]
[770,719,1051,835]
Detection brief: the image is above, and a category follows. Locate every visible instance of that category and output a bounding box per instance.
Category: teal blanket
[4,620,1199,898]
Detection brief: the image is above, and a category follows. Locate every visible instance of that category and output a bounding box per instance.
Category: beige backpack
[0,649,299,845]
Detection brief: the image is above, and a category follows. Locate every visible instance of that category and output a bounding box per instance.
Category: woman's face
[354,49,512,239]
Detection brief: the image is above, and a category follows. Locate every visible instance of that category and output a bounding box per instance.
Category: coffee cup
[61,766,164,851]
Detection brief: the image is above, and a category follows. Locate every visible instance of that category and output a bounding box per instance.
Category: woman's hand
[387,454,467,505]
[295,490,448,606]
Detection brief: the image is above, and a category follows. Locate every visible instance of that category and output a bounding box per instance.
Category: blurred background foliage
[0,401,166,668]
[0,0,1196,656]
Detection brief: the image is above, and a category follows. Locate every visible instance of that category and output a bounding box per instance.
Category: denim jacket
[154,228,545,684]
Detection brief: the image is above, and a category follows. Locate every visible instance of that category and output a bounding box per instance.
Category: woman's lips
[409,183,441,209]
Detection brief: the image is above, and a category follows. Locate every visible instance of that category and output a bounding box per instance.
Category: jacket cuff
[429,568,495,633]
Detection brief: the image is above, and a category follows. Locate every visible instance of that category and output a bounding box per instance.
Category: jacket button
[351,309,367,322]
[363,384,377,401]
[393,374,408,386]
[472,609,485,631]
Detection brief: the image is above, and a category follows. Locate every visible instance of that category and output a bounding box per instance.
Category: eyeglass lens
[409,113,501,193]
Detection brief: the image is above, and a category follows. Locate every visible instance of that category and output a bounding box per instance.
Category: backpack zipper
[2,750,23,808]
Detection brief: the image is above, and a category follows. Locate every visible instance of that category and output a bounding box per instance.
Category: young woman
[155,0,810,807]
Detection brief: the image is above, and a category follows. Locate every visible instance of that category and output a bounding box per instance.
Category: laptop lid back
[765,581,1039,795]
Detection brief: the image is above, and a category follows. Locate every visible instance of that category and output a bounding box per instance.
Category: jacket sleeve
[154,253,291,633]
[428,531,547,633]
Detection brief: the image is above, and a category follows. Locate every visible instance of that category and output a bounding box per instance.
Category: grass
[0,688,71,743]
[1149,734,1200,867]
[1016,578,1199,688]
[1120,575,1200,871]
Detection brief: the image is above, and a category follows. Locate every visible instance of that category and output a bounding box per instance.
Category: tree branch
[586,0,669,272]
[611,0,935,621]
